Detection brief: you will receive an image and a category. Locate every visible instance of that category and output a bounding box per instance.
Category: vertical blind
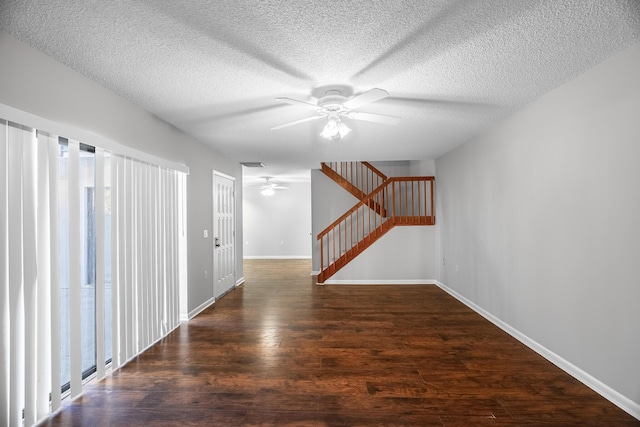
[0,118,186,426]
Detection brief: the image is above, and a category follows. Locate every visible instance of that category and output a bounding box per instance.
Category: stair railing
[389,176,436,225]
[321,161,387,198]
[317,176,435,282]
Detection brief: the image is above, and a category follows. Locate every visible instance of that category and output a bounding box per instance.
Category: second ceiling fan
[271,88,401,140]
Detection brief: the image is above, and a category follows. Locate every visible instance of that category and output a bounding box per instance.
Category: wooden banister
[321,161,387,199]
[361,161,387,181]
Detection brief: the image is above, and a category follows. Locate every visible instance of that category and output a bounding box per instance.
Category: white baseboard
[434,280,640,421]
[311,270,320,276]
[183,279,243,323]
[185,296,215,321]
[323,279,437,285]
[243,255,312,259]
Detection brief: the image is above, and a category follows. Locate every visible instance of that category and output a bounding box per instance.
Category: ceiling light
[320,118,339,140]
[320,113,351,141]
[337,121,351,138]
[260,186,275,196]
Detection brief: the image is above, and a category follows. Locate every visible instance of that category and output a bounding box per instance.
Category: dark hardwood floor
[46,259,639,426]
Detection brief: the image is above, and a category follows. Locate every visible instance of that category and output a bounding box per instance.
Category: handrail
[321,161,387,197]
[361,161,387,181]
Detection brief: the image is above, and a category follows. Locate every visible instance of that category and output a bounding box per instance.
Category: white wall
[329,226,436,283]
[409,159,436,176]
[435,41,640,415]
[369,160,411,177]
[243,181,311,258]
[0,31,243,316]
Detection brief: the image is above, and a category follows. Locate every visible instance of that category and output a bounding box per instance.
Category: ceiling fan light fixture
[260,186,275,196]
[338,121,351,138]
[320,114,350,140]
[273,88,397,139]
[320,118,339,140]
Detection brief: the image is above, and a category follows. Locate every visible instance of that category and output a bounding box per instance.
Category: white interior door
[213,171,235,299]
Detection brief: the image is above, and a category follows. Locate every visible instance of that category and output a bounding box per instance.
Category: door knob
[215,237,221,248]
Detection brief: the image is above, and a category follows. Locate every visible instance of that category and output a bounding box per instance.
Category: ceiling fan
[271,88,401,140]
[260,177,289,196]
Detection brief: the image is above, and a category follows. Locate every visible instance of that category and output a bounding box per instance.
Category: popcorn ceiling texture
[1,0,639,170]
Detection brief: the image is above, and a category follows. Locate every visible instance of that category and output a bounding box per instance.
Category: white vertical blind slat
[157,170,164,334]
[146,166,153,345]
[178,173,188,322]
[178,173,184,327]
[156,169,162,333]
[111,155,120,371]
[7,123,25,427]
[156,168,163,337]
[131,162,138,353]
[124,158,133,361]
[161,169,168,334]
[95,148,105,380]
[0,120,9,427]
[139,163,144,347]
[147,166,153,346]
[171,172,178,330]
[168,172,175,329]
[68,140,82,399]
[151,167,158,342]
[48,134,61,412]
[173,173,180,329]
[118,157,126,367]
[147,167,153,342]
[138,165,145,349]
[173,171,179,328]
[130,161,142,357]
[138,164,146,349]
[36,132,53,422]
[22,127,38,427]
[132,161,140,355]
[165,171,172,329]
[178,173,186,316]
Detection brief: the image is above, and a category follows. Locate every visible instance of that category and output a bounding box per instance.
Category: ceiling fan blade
[343,88,390,110]
[271,115,325,130]
[384,96,503,112]
[275,97,321,110]
[347,111,401,126]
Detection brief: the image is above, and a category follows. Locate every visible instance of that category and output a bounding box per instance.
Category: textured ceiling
[2,0,640,183]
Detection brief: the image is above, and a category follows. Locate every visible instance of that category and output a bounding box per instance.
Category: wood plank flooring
[46,259,639,426]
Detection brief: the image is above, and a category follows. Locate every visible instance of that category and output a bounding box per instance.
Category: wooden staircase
[318,162,435,283]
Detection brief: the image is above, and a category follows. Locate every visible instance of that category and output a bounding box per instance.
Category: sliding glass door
[1,116,185,424]
[58,139,111,392]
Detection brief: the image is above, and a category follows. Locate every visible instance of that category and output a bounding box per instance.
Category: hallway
[45,259,639,426]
